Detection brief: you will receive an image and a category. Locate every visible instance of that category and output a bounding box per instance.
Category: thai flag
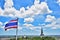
[5,19,18,31]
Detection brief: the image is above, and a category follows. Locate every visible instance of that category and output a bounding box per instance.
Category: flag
[5,19,18,31]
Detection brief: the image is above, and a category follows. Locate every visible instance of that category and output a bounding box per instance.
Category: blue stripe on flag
[5,22,17,27]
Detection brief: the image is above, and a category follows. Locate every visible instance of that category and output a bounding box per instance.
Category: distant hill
[0,35,60,38]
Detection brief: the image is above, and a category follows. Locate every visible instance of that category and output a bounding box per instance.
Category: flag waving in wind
[5,18,18,31]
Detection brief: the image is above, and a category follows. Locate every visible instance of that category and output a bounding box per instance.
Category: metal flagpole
[16,27,18,40]
[16,18,18,40]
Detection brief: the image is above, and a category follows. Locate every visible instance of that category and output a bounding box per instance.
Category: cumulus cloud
[0,8,4,16]
[24,2,52,17]
[34,0,40,4]
[24,17,34,23]
[45,15,56,22]
[20,7,25,14]
[4,7,16,17]
[23,23,36,30]
[23,23,41,30]
[0,0,53,30]
[45,22,56,27]
[2,0,16,17]
[45,15,60,29]
[57,0,60,5]
[0,0,52,18]
[4,0,13,8]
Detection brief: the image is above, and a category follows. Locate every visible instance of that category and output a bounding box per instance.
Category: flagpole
[16,18,18,40]
[16,27,18,40]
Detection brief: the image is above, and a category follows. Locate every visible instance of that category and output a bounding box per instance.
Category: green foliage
[41,37,55,40]
[10,36,56,40]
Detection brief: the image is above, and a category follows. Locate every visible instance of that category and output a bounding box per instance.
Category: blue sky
[0,0,60,36]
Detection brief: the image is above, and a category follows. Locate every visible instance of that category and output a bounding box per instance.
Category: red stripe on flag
[5,26,17,31]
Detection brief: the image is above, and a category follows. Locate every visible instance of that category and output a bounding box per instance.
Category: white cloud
[34,0,40,4]
[0,22,3,26]
[3,7,16,17]
[0,0,52,18]
[45,15,58,29]
[20,7,25,14]
[4,0,13,8]
[39,2,52,13]
[57,0,60,5]
[51,22,60,29]
[24,17,34,23]
[23,23,41,30]
[0,8,4,16]
[23,23,33,27]
[29,26,41,32]
[2,0,16,17]
[45,17,60,29]
[0,22,3,28]
[24,2,52,17]
[26,6,30,9]
[23,23,36,30]
[15,7,27,18]
[45,22,56,27]
[0,0,53,30]
[19,1,52,18]
[45,15,56,22]
[29,27,36,30]
[45,22,60,29]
